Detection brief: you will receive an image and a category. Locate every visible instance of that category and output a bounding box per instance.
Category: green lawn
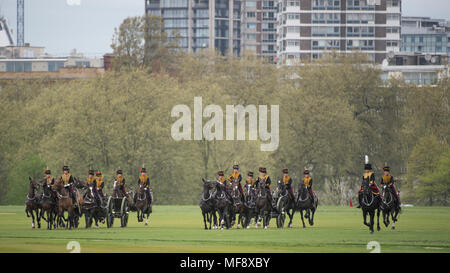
[0,205,449,253]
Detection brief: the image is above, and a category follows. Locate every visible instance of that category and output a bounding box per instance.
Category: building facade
[401,16,448,56]
[145,0,278,62]
[277,0,401,64]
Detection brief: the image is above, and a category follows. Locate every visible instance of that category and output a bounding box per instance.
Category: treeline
[0,15,448,206]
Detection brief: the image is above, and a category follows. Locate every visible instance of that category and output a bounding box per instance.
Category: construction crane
[17,0,24,46]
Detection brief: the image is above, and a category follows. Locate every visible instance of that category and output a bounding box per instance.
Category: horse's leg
[300,209,306,228]
[376,208,381,231]
[36,207,41,229]
[363,209,370,227]
[309,207,315,226]
[30,209,35,229]
[369,210,375,234]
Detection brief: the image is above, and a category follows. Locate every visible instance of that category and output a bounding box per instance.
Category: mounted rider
[357,163,380,208]
[282,168,295,201]
[381,166,401,211]
[41,169,55,186]
[95,170,105,204]
[228,164,244,202]
[217,170,232,201]
[244,171,255,201]
[303,169,315,199]
[60,165,76,204]
[40,169,56,202]
[85,169,101,206]
[255,167,277,211]
[115,169,130,198]
[134,167,152,207]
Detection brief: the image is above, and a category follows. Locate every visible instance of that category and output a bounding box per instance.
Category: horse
[380,184,400,230]
[254,181,272,229]
[213,181,232,230]
[359,182,381,234]
[275,180,296,228]
[241,183,257,229]
[295,183,318,228]
[25,177,42,229]
[82,185,104,228]
[52,178,76,229]
[199,179,217,230]
[135,184,152,225]
[112,180,133,208]
[230,179,245,228]
[40,181,57,230]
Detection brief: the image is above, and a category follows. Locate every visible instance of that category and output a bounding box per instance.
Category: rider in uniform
[60,165,76,204]
[380,166,401,211]
[245,171,255,188]
[256,167,277,211]
[303,169,315,199]
[41,169,55,202]
[217,170,232,201]
[95,170,105,205]
[357,163,380,208]
[228,165,244,202]
[41,169,55,186]
[115,169,130,198]
[282,168,295,201]
[85,169,101,206]
[134,167,152,208]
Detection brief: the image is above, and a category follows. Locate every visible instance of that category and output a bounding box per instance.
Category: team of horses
[24,177,151,229]
[199,178,319,230]
[359,181,401,233]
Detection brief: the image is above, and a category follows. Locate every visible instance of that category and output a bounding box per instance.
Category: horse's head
[52,178,63,191]
[29,177,40,190]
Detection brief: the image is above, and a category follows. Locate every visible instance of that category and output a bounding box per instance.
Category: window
[288,13,300,20]
[288,0,300,7]
[161,0,188,8]
[246,0,257,7]
[246,12,256,18]
[246,22,257,29]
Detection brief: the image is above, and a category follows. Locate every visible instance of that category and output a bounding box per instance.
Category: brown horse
[40,181,57,230]
[52,179,76,229]
[112,180,133,208]
[25,177,41,229]
[135,184,151,225]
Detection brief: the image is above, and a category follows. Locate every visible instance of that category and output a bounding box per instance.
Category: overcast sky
[0,0,449,57]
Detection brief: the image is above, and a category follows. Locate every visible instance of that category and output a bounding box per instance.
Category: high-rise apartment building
[145,0,278,62]
[277,0,401,64]
[401,16,448,55]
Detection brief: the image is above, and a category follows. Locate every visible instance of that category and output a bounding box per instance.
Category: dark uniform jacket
[283,175,293,188]
[61,173,74,185]
[138,175,150,188]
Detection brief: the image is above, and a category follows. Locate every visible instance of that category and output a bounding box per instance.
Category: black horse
[254,181,272,229]
[275,180,296,228]
[199,179,217,230]
[360,182,381,234]
[82,185,105,228]
[213,181,232,230]
[380,184,400,230]
[230,179,245,228]
[295,183,318,228]
[239,183,257,229]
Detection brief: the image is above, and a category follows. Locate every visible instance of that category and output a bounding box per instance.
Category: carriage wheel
[276,196,286,228]
[106,196,113,228]
[120,197,129,228]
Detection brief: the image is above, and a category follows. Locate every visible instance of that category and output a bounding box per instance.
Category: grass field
[0,205,449,253]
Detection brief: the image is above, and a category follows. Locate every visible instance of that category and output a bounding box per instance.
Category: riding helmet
[233,164,239,170]
[383,166,390,172]
[140,167,146,173]
[282,168,288,174]
[88,169,94,175]
[44,169,51,175]
[303,169,310,175]
[217,170,224,176]
[96,171,102,176]
[247,171,253,177]
[364,164,372,170]
[62,165,69,171]
[259,167,266,173]
[116,169,123,174]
